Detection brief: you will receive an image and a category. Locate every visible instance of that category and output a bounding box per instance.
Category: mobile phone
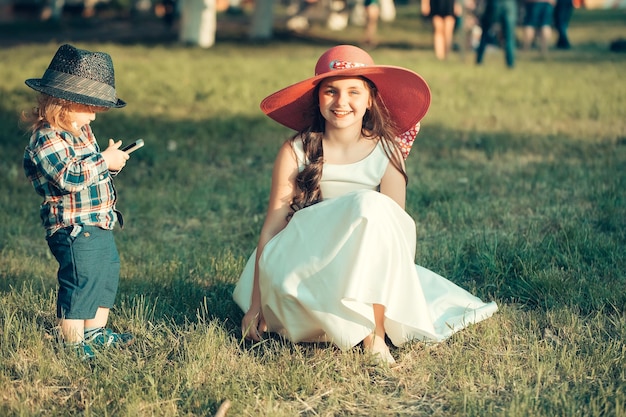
[121,139,144,154]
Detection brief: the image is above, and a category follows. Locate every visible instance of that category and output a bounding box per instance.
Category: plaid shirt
[24,123,118,237]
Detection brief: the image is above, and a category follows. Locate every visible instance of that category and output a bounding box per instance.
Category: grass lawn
[0,6,625,416]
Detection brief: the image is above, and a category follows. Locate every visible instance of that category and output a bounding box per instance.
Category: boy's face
[68,104,107,129]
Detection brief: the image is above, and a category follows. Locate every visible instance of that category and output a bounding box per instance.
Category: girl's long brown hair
[288,76,408,218]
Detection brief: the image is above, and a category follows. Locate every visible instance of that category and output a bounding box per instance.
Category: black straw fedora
[25,44,126,108]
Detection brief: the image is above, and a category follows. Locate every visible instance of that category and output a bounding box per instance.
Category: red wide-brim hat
[260,45,431,158]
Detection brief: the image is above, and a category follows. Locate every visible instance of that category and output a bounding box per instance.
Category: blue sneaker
[85,328,134,348]
[68,341,96,360]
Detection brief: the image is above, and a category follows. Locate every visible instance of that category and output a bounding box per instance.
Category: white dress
[233,138,498,350]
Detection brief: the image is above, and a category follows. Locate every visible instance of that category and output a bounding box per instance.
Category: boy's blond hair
[22,94,108,136]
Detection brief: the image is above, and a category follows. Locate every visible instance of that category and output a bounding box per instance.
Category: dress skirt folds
[233,189,498,350]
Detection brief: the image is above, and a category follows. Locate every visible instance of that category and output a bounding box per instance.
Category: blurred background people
[363,0,395,47]
[522,0,555,56]
[0,0,13,22]
[553,0,573,49]
[454,0,481,60]
[179,0,216,47]
[475,0,518,68]
[364,0,380,47]
[40,0,98,20]
[422,0,462,60]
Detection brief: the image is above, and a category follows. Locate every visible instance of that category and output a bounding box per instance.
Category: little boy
[23,44,134,359]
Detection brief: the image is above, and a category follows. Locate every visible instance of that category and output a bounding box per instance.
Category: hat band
[41,69,117,104]
[317,59,368,75]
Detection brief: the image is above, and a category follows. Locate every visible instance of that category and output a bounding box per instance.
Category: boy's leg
[47,226,129,353]
[85,307,110,328]
[60,318,96,359]
[59,307,110,343]
[84,307,134,347]
[60,318,85,343]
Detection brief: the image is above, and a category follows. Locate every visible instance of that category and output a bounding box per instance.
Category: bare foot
[363,334,396,366]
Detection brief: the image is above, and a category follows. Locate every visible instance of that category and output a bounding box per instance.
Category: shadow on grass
[1,88,624,346]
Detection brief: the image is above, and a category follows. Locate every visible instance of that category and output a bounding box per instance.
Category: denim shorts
[46,225,120,319]
[523,2,554,28]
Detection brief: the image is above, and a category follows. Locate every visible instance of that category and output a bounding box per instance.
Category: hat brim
[25,79,126,109]
[260,65,430,135]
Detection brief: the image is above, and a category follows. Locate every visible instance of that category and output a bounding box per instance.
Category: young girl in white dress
[234,45,498,365]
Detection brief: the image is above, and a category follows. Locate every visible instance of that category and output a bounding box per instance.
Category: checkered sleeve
[24,124,118,235]
[30,129,108,194]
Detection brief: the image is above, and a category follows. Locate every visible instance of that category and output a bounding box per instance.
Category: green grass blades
[1,7,625,416]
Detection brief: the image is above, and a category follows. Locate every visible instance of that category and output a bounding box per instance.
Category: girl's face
[318,77,372,131]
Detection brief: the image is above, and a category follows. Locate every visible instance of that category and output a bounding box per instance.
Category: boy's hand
[101,139,130,172]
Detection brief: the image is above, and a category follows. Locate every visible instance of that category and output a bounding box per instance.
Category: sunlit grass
[0,7,625,416]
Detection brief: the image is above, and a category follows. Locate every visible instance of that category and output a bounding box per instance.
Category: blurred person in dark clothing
[553,0,573,49]
[422,0,462,60]
[475,0,518,68]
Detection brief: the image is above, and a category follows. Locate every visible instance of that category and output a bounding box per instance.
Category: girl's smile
[318,76,371,130]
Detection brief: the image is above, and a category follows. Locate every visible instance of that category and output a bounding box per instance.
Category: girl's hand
[241,307,267,342]
[102,139,130,172]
